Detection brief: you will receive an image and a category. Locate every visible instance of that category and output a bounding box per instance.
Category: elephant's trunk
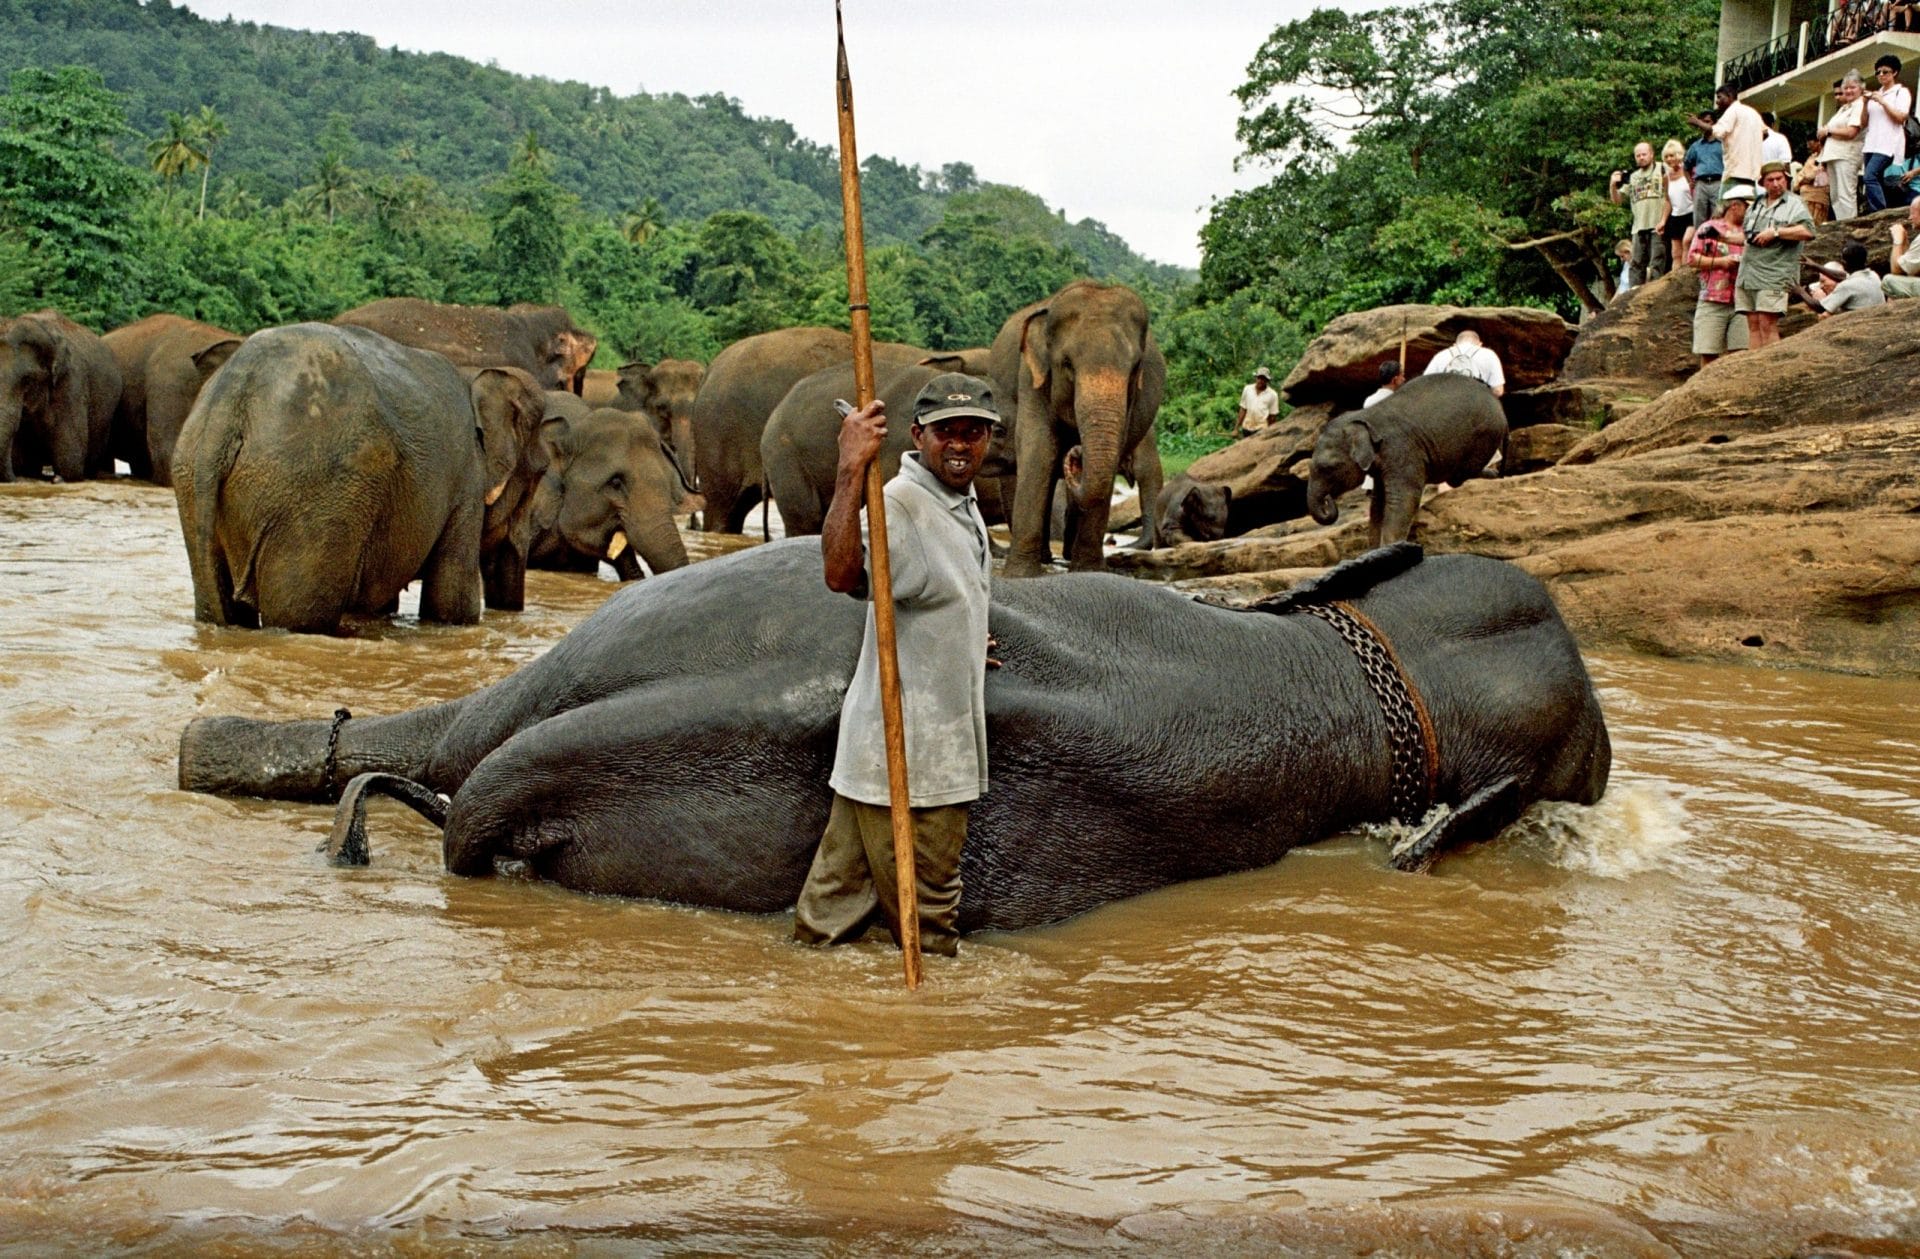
[624,504,688,577]
[669,414,698,491]
[0,400,20,481]
[1307,478,1341,526]
[1069,371,1128,511]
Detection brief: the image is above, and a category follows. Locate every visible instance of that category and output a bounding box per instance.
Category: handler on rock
[793,373,999,958]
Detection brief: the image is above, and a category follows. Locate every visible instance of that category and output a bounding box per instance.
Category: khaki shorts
[1691,300,1751,354]
[1733,285,1788,315]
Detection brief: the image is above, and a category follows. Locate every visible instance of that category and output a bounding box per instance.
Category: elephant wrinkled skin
[332,298,596,394]
[178,540,1611,933]
[989,280,1167,575]
[0,310,121,483]
[527,391,690,581]
[104,313,242,485]
[173,323,548,632]
[1307,372,1508,547]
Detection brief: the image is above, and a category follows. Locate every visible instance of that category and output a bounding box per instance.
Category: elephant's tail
[325,772,450,867]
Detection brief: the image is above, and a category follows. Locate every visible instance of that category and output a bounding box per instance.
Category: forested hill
[0,0,1171,277]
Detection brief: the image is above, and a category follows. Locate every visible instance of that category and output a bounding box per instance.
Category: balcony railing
[1724,2,1905,95]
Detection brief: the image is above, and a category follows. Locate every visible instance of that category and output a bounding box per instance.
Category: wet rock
[1279,304,1574,407]
[1564,301,1920,464]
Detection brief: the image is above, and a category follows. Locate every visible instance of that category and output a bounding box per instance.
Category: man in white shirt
[1237,367,1280,437]
[1708,84,1765,186]
[1761,112,1792,167]
[1820,72,1869,220]
[1363,360,1404,408]
[1863,55,1913,213]
[1422,330,1505,398]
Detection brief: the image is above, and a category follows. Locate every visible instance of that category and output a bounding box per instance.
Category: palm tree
[305,151,354,226]
[191,105,228,222]
[146,111,202,207]
[623,195,664,245]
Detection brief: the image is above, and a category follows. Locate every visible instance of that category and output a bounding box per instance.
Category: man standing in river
[793,374,998,959]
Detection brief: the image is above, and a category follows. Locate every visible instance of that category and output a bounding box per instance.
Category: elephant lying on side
[104,313,242,485]
[1,310,121,483]
[527,391,689,581]
[173,323,548,632]
[760,350,999,537]
[1307,372,1507,547]
[178,541,1612,933]
[332,298,597,394]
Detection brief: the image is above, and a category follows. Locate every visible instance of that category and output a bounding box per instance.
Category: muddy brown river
[3,478,1918,1257]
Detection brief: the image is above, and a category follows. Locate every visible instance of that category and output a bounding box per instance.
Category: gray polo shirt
[830,451,991,808]
[1736,191,1815,292]
[1823,268,1888,312]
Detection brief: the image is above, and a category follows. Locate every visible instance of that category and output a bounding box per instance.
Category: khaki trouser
[793,795,967,957]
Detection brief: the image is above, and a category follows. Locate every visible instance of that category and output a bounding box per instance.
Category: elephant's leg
[50,400,88,482]
[1127,438,1165,550]
[179,698,468,801]
[1388,776,1524,874]
[1378,476,1421,546]
[1004,412,1060,578]
[1367,480,1387,550]
[175,478,251,626]
[441,678,829,908]
[417,507,484,625]
[481,541,526,612]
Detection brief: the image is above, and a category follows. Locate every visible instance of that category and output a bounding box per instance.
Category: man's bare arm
[821,400,887,593]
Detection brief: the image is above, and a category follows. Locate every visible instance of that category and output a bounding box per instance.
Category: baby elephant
[174,323,547,633]
[1306,373,1506,547]
[1153,474,1233,545]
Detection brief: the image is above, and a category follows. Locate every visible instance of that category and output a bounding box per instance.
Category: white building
[1718,0,1920,123]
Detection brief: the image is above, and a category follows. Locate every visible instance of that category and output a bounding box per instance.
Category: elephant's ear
[192,338,243,386]
[527,467,564,536]
[917,353,967,371]
[616,361,657,405]
[1345,419,1377,473]
[471,368,526,491]
[1219,484,1233,505]
[1019,307,1052,391]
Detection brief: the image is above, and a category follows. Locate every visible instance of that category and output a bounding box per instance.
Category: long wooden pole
[836,2,921,990]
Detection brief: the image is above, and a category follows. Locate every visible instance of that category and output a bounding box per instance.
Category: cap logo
[947,392,970,401]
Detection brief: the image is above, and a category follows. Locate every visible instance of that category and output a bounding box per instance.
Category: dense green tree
[0,65,143,324]
[485,132,572,306]
[689,210,809,342]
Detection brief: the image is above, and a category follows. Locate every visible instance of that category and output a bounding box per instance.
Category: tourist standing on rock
[1685,120,1725,226]
[1795,137,1833,223]
[1879,199,1920,297]
[1862,55,1912,214]
[1662,140,1696,272]
[1735,163,1816,349]
[1704,84,1764,187]
[1363,360,1404,408]
[1422,330,1506,398]
[1796,241,1887,316]
[1237,367,1279,437]
[1819,73,1868,220]
[1687,182,1752,365]
[1611,141,1669,286]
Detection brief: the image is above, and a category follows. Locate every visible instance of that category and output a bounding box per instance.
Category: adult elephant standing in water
[526,391,689,581]
[103,313,243,485]
[332,298,597,394]
[990,281,1167,576]
[173,323,548,633]
[0,310,121,483]
[178,542,1612,933]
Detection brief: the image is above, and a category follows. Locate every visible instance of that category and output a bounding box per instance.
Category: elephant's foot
[326,772,451,866]
[1388,775,1524,874]
[1002,553,1048,579]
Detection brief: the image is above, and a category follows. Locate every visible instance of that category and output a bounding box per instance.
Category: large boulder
[1563,300,1920,463]
[1558,268,1703,392]
[1280,305,1574,407]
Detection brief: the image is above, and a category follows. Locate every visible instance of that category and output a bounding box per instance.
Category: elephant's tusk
[606,531,629,561]
[485,480,507,506]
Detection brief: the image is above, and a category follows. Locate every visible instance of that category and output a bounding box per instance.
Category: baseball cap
[913,372,999,427]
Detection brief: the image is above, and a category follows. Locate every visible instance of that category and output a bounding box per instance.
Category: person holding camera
[1863,55,1912,213]
[1610,141,1668,286]
[1736,163,1817,349]
[1819,72,1869,220]
[1687,183,1752,364]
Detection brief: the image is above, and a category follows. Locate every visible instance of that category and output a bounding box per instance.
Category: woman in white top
[1662,140,1696,271]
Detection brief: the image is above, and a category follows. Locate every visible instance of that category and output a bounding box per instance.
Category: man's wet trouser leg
[793,795,968,957]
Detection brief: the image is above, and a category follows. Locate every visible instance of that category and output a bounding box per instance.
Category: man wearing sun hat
[1237,366,1280,437]
[1734,161,1815,350]
[1687,181,1754,364]
[794,373,1000,958]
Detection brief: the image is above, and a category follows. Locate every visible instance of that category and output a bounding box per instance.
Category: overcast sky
[175,1,1359,269]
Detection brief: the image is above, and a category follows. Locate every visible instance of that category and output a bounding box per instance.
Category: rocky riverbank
[1118,263,1920,676]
